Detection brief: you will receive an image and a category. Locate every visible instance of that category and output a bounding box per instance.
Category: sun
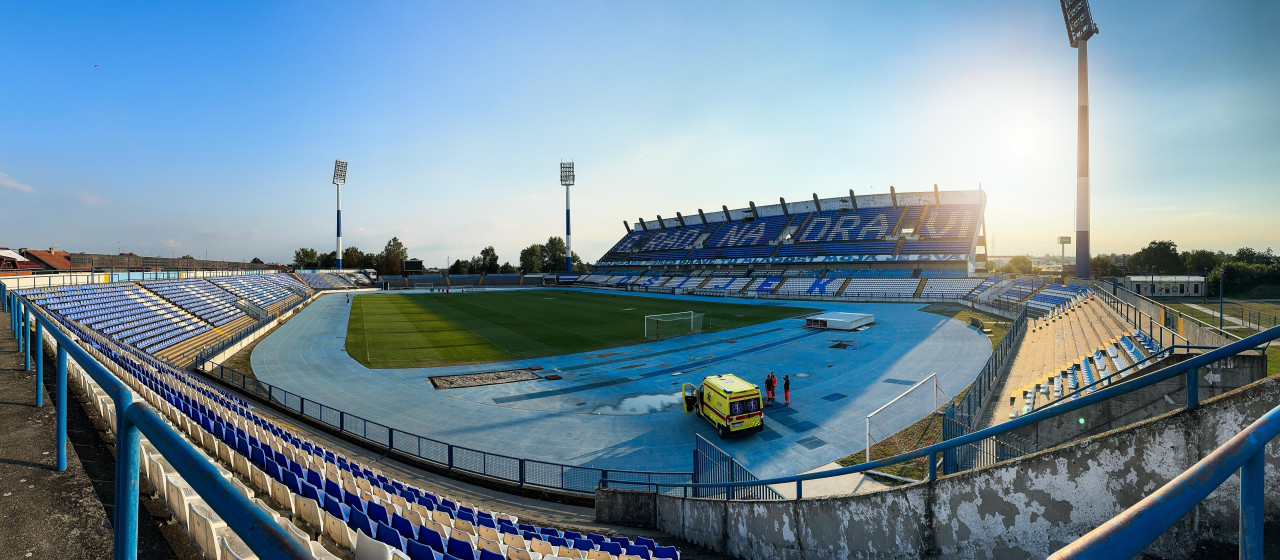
[1009,130,1037,157]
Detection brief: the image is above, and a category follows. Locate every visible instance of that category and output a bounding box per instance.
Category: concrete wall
[598,376,1280,559]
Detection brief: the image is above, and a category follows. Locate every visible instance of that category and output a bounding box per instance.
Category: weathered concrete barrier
[599,376,1280,559]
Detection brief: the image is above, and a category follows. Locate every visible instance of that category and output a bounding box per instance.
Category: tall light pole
[333,160,348,270]
[1060,0,1099,279]
[560,161,575,273]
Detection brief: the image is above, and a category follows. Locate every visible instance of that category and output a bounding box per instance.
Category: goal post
[644,311,708,340]
[865,373,949,464]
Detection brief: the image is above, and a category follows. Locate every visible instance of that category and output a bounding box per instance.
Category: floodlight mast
[561,162,575,273]
[333,160,348,270]
[1060,0,1099,279]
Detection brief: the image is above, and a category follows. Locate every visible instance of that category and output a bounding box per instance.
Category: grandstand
[7,292,680,560]
[596,188,985,276]
[17,274,312,367]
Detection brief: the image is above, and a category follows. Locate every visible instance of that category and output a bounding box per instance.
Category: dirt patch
[429,368,542,389]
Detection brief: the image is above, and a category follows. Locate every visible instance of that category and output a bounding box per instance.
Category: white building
[1122,275,1206,298]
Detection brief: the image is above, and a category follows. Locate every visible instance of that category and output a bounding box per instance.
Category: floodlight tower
[560,161,575,273]
[333,160,348,270]
[1060,0,1099,279]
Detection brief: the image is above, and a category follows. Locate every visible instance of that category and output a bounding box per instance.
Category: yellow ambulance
[682,374,764,438]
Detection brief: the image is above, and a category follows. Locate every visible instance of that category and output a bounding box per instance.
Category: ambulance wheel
[717,425,729,439]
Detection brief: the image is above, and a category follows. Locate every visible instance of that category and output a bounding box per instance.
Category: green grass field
[345,290,821,368]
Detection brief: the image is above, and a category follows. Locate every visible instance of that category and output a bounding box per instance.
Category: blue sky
[2,1,1277,264]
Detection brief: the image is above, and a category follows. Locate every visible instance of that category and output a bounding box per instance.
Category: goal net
[644,311,708,340]
[865,374,949,464]
[412,283,434,289]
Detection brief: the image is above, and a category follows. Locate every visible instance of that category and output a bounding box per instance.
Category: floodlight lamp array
[560,161,575,186]
[333,160,348,186]
[1060,0,1099,48]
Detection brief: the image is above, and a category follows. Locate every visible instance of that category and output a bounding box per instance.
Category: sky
[2,1,1278,265]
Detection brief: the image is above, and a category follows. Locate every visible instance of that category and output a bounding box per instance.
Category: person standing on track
[783,374,790,406]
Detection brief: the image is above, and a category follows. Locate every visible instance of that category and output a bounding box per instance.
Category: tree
[499,261,517,274]
[1090,255,1123,278]
[543,236,568,272]
[1229,247,1277,266]
[292,248,319,269]
[1128,240,1183,274]
[1181,249,1223,274]
[519,244,545,273]
[180,254,194,260]
[319,251,337,269]
[448,259,471,275]
[479,246,500,274]
[998,255,1034,274]
[250,257,264,264]
[343,247,374,269]
[375,237,408,276]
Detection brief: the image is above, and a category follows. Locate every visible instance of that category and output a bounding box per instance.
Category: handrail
[600,325,1280,496]
[9,293,311,559]
[204,361,691,495]
[1049,402,1280,559]
[1038,345,1173,410]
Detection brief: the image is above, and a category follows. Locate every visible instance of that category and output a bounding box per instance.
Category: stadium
[3,3,1280,560]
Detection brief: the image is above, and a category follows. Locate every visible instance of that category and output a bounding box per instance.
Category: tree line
[1091,241,1279,295]
[998,240,1278,296]
[292,235,593,277]
[293,237,407,276]
[450,236,590,275]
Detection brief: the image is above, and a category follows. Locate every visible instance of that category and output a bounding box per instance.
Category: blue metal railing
[1050,402,1279,559]
[600,325,1280,503]
[6,291,310,560]
[204,361,692,495]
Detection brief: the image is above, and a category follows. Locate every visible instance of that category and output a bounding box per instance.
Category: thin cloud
[0,172,34,193]
[76,191,109,206]
[163,238,181,249]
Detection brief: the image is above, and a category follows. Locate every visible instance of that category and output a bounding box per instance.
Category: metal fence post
[339,411,345,433]
[1186,368,1199,410]
[23,304,31,371]
[929,451,938,480]
[796,480,802,500]
[56,344,67,471]
[114,405,141,560]
[447,445,454,471]
[519,460,526,487]
[35,320,44,406]
[1240,451,1264,560]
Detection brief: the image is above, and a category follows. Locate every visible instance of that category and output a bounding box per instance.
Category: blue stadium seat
[599,541,623,556]
[416,527,446,553]
[446,536,475,560]
[392,513,418,541]
[407,539,439,560]
[654,545,680,560]
[349,508,375,538]
[627,544,652,559]
[323,494,348,521]
[367,501,391,527]
[376,521,407,552]
[635,536,657,550]
[479,550,503,560]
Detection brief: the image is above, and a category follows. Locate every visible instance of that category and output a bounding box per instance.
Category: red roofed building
[0,247,43,275]
[21,248,79,271]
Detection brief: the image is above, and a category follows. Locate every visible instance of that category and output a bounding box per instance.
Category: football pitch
[344,290,820,368]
